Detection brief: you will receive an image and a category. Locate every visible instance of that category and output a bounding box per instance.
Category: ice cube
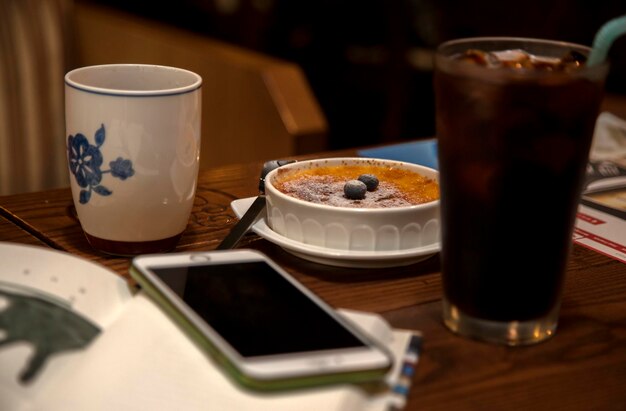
[559,50,587,71]
[528,55,562,70]
[458,49,500,67]
[456,48,587,71]
[491,49,533,69]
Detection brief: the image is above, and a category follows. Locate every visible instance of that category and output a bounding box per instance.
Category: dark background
[87,0,626,150]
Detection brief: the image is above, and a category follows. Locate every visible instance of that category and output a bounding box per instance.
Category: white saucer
[230,197,440,268]
[0,242,132,327]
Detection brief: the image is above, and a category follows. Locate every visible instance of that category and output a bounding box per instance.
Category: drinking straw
[587,15,626,66]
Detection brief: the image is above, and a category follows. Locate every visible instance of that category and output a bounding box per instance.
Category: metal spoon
[216,160,295,250]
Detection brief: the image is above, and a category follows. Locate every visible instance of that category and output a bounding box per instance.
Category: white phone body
[130,249,393,390]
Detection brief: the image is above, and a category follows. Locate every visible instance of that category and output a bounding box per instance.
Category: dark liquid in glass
[435,50,606,321]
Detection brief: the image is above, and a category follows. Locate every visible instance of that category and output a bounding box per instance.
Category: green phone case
[129,265,392,392]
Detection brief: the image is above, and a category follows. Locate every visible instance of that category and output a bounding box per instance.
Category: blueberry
[344,180,367,200]
[358,174,379,191]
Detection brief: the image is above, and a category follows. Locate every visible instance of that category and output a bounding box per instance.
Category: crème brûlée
[273,164,439,208]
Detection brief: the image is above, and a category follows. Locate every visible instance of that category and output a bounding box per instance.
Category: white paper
[575,112,626,263]
[0,243,420,411]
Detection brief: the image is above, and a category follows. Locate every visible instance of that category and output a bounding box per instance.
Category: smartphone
[130,249,393,391]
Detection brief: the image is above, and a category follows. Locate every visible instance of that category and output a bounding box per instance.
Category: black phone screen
[151,261,366,358]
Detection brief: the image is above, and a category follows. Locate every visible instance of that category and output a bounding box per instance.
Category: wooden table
[1,157,625,410]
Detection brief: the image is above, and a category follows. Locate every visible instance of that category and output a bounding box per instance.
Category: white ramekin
[264,157,440,252]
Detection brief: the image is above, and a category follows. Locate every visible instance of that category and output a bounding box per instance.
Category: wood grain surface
[1,156,625,410]
[0,215,46,247]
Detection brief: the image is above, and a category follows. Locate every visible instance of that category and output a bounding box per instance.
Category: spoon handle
[216,195,267,250]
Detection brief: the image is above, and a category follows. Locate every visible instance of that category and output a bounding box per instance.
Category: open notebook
[0,242,421,411]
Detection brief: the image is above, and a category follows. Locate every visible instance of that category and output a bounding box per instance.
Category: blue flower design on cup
[67,124,135,204]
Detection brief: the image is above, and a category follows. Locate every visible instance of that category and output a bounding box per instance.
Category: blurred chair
[72,1,328,171]
[0,0,72,196]
[0,0,327,195]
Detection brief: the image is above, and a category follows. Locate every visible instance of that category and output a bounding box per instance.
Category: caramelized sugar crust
[274,164,439,208]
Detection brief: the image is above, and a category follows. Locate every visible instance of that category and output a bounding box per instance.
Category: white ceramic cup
[65,64,202,255]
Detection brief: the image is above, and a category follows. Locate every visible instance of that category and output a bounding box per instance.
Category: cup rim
[434,36,610,80]
[436,36,593,53]
[65,64,202,97]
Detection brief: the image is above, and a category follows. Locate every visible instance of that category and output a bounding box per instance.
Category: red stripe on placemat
[577,213,606,225]
[574,228,626,254]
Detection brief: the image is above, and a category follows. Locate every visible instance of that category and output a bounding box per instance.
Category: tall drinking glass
[434,38,609,345]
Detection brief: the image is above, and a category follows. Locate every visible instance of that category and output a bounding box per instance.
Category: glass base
[442,298,559,346]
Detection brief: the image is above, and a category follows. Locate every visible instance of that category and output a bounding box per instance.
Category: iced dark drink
[434,38,609,345]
